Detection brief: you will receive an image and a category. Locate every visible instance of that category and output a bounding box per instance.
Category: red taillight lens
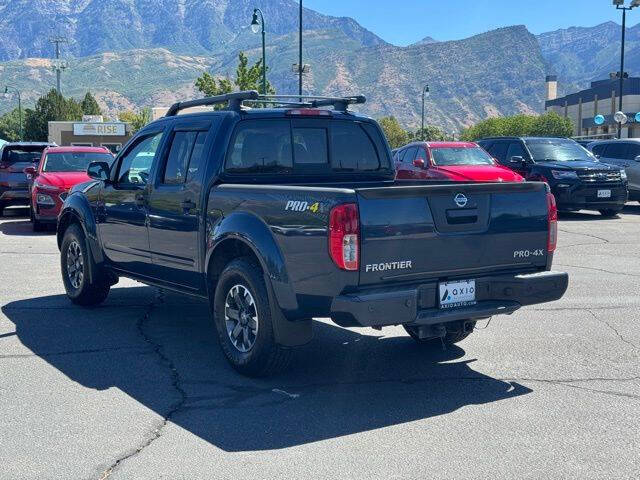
[547,192,558,252]
[329,203,359,271]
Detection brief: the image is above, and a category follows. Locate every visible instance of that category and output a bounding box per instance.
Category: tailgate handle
[446,208,478,225]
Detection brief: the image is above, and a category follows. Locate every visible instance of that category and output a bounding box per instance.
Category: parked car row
[0,143,114,230]
[393,136,631,218]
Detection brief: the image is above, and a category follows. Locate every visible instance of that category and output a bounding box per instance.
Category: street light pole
[4,86,23,141]
[614,0,639,138]
[251,8,267,95]
[421,84,429,140]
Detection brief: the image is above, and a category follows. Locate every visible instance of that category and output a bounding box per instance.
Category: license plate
[597,189,611,198]
[439,280,476,309]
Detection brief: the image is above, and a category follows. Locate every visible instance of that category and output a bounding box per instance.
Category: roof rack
[164,90,366,117]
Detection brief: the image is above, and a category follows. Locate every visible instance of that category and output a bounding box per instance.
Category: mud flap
[264,272,313,347]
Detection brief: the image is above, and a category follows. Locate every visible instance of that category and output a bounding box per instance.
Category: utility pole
[613,0,640,138]
[49,36,68,94]
[299,0,303,98]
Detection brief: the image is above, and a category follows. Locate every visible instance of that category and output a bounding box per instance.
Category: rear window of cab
[224,118,391,175]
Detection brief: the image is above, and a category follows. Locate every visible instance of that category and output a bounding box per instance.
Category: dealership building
[544,75,640,139]
[47,116,132,153]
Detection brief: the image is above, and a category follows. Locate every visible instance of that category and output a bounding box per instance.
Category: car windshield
[430,147,494,166]
[42,152,113,173]
[525,139,595,162]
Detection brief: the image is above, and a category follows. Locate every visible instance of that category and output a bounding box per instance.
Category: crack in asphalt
[98,290,187,480]
[0,346,150,359]
[558,229,610,244]
[556,263,640,278]
[585,308,638,351]
[0,251,58,255]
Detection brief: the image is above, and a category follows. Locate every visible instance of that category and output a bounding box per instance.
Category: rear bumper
[0,186,30,202]
[330,271,569,328]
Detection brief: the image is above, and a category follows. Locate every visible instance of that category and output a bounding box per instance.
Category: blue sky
[304,0,636,45]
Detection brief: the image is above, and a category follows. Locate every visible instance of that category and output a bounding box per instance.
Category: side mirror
[413,157,426,169]
[635,155,640,162]
[87,161,111,182]
[510,155,524,164]
[23,166,37,179]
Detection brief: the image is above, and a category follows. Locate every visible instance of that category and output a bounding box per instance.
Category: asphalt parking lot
[0,205,638,480]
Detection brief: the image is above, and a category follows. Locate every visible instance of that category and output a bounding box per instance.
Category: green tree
[118,107,152,134]
[379,116,409,149]
[461,112,573,141]
[0,108,24,141]
[24,89,83,141]
[409,125,446,142]
[530,111,574,137]
[195,51,275,109]
[81,92,102,116]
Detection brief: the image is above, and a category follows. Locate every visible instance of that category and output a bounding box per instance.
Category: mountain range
[0,1,635,131]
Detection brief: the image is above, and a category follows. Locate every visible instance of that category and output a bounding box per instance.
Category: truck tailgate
[356,182,550,286]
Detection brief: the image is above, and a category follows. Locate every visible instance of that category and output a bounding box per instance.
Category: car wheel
[599,209,621,218]
[404,321,476,346]
[213,257,291,377]
[60,224,110,306]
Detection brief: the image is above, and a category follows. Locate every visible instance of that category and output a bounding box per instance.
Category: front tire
[60,224,110,306]
[404,321,476,346]
[213,257,291,377]
[599,208,622,218]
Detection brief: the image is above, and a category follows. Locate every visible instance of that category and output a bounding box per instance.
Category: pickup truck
[57,91,569,376]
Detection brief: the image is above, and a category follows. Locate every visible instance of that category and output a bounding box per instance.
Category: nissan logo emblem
[454,193,468,208]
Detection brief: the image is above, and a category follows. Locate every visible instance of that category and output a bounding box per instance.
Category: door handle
[181,199,196,211]
[135,193,145,207]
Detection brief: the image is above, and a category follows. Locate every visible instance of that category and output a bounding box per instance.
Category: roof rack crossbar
[165,90,260,117]
[164,91,365,117]
[258,94,366,111]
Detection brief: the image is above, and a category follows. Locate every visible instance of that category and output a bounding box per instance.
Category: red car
[25,146,114,231]
[393,141,524,182]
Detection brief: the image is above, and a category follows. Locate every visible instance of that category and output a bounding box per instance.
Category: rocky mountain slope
[0,23,547,131]
[537,21,640,94]
[0,0,385,60]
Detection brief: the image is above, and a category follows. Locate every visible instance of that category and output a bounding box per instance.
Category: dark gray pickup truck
[57,91,568,376]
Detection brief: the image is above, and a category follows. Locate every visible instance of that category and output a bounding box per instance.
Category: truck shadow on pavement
[3,287,532,452]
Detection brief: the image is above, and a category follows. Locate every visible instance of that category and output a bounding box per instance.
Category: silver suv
[588,139,640,202]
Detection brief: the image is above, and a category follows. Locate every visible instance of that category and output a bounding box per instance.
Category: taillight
[329,203,359,271]
[547,192,558,252]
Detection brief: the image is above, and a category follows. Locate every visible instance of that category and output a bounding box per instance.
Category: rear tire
[599,208,621,218]
[60,224,110,306]
[404,321,476,346]
[213,257,291,377]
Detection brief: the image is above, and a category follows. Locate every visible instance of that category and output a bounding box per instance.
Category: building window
[101,143,122,154]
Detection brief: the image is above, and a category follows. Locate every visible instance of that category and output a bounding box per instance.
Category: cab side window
[506,142,528,161]
[488,141,509,164]
[605,142,628,159]
[161,130,207,184]
[591,144,607,156]
[625,143,640,160]
[116,131,164,187]
[403,147,418,164]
